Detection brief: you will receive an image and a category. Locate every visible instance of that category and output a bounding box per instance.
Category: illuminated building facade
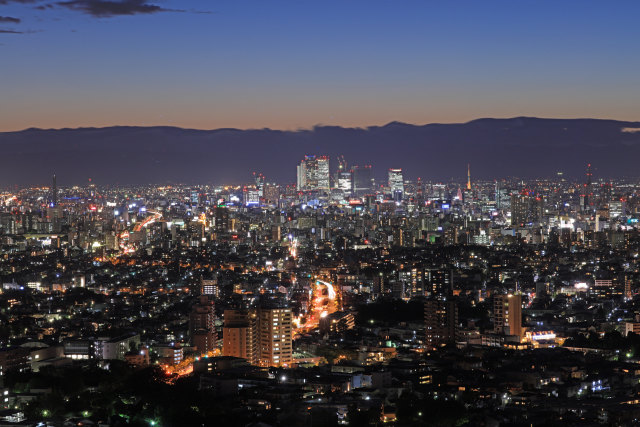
[337,171,352,194]
[297,155,330,192]
[388,168,404,199]
[223,309,258,365]
[222,307,292,367]
[190,296,217,355]
[424,299,458,350]
[427,269,453,298]
[243,186,260,206]
[257,307,292,367]
[510,193,544,226]
[493,294,522,339]
[214,206,229,233]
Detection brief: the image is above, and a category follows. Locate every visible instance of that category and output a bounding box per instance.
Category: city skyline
[4,2,640,425]
[2,0,640,131]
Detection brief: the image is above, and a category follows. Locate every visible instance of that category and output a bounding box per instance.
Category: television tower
[585,163,592,208]
[466,164,471,190]
[51,174,57,207]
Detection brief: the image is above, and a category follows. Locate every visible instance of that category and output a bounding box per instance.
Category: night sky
[1,0,639,131]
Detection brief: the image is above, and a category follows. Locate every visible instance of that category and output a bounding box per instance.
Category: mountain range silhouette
[1,117,639,186]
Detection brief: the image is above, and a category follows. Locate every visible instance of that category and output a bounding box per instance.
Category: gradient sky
[1,0,639,131]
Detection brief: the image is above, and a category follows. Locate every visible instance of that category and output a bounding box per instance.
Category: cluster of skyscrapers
[296,155,407,199]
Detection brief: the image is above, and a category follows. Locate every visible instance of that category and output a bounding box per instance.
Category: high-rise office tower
[297,155,314,191]
[189,296,217,355]
[303,156,317,190]
[510,193,544,226]
[424,299,458,350]
[334,155,347,189]
[337,171,353,194]
[296,155,330,192]
[243,186,260,206]
[403,180,416,198]
[316,156,330,191]
[583,163,592,211]
[214,206,229,233]
[351,165,373,194]
[610,199,624,218]
[493,294,522,338]
[296,162,306,191]
[222,309,258,365]
[416,177,424,202]
[47,174,62,232]
[388,168,404,199]
[253,172,265,197]
[601,181,612,207]
[257,307,292,367]
[263,183,280,204]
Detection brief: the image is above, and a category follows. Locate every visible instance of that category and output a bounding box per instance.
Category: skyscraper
[493,294,522,339]
[351,165,373,194]
[223,309,258,365]
[510,193,544,225]
[316,156,330,191]
[222,306,292,367]
[190,296,217,355]
[263,183,280,204]
[257,307,292,367]
[214,206,229,233]
[424,265,457,350]
[388,168,404,199]
[253,172,265,197]
[243,186,260,206]
[334,155,348,189]
[427,269,453,298]
[337,171,353,194]
[296,155,330,192]
[296,161,307,191]
[585,163,592,209]
[47,174,62,232]
[610,199,624,218]
[424,299,458,350]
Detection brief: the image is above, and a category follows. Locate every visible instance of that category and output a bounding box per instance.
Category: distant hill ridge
[1,117,639,186]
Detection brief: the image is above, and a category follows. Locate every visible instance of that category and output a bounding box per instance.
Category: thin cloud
[0,29,23,33]
[56,0,179,17]
[0,16,21,23]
